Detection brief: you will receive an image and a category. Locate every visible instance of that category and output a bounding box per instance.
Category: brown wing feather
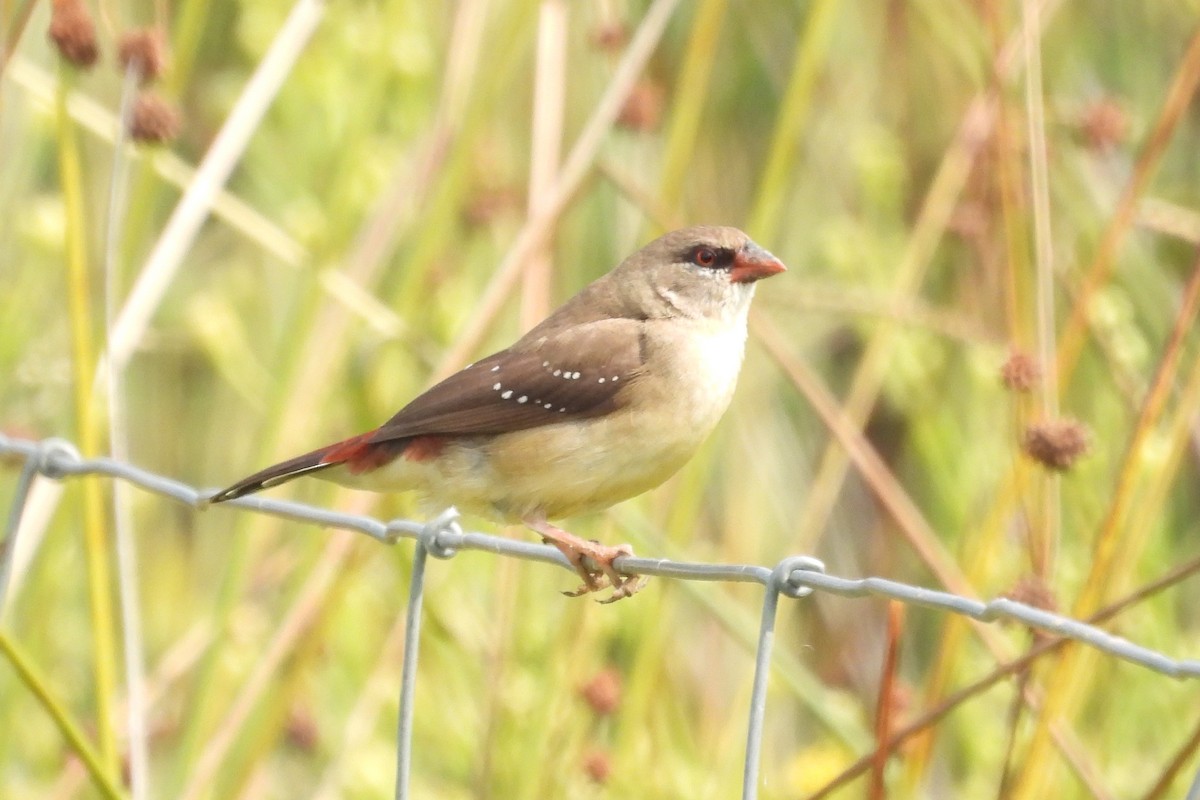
[368,317,645,444]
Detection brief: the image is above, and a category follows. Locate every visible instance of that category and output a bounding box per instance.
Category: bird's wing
[367,317,646,443]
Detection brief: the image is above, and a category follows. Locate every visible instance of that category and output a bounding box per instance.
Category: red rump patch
[320,432,444,475]
[403,435,447,462]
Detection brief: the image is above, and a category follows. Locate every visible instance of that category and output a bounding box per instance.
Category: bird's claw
[596,575,648,604]
[542,536,644,602]
[530,518,645,602]
[561,572,647,603]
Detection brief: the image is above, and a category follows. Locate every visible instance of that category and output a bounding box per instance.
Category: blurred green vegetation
[3,0,1200,797]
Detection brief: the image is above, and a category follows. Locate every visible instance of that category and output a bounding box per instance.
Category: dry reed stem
[787,0,1058,552]
[520,0,567,330]
[1022,0,1060,581]
[6,56,306,264]
[269,0,486,463]
[869,602,905,800]
[1139,714,1200,800]
[1054,27,1200,391]
[1013,246,1200,799]
[433,0,683,381]
[107,0,326,371]
[792,143,964,544]
[754,315,979,600]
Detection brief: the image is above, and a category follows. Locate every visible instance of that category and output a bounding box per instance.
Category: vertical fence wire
[394,542,428,800]
[742,578,780,800]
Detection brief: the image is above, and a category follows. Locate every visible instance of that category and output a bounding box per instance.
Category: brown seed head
[590,22,628,52]
[1022,418,1090,471]
[118,28,168,83]
[1001,351,1041,393]
[462,186,521,228]
[48,0,99,69]
[1079,98,1128,152]
[616,80,665,133]
[580,668,621,716]
[583,749,612,784]
[130,91,181,144]
[1004,575,1059,643]
[284,707,320,752]
[1005,574,1058,614]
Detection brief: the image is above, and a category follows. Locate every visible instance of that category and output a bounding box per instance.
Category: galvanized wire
[2,432,1200,799]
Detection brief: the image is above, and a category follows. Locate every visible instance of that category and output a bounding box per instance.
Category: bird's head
[613,226,786,322]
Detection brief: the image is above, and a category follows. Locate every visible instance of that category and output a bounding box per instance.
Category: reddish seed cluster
[130,93,182,144]
[580,668,622,716]
[1022,418,1090,471]
[583,749,612,784]
[617,80,665,133]
[46,2,181,145]
[461,186,522,228]
[1004,575,1059,642]
[1005,574,1058,614]
[118,28,168,83]
[284,707,320,752]
[1078,98,1128,153]
[578,668,621,784]
[589,22,628,53]
[121,25,180,145]
[1001,351,1041,393]
[48,0,99,68]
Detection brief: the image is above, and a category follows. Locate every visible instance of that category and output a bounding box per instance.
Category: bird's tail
[209,432,400,503]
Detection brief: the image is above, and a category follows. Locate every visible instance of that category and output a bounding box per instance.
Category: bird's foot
[527,520,645,603]
[560,543,648,603]
[591,573,649,604]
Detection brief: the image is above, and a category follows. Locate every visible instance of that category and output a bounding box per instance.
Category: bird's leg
[524,518,646,602]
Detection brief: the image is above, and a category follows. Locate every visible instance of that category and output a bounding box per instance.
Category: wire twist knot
[416,507,462,559]
[771,555,825,599]
[35,438,82,480]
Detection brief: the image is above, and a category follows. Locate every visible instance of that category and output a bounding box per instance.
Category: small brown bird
[211,226,785,600]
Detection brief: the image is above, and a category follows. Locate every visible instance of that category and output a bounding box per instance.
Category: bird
[209,226,785,601]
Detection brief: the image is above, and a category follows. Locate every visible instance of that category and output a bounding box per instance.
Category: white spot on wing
[598,377,606,383]
[544,402,552,409]
[553,369,562,377]
[491,365,500,372]
[518,396,528,403]
[493,382,501,390]
[501,390,513,399]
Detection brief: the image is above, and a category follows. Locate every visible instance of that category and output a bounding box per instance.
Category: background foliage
[3,0,1200,797]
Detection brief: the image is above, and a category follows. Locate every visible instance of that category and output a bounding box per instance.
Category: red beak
[730,242,787,284]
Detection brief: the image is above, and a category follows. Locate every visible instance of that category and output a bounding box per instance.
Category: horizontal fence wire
[2,432,1200,799]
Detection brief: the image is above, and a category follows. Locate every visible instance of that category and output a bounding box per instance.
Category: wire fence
[3,431,1200,799]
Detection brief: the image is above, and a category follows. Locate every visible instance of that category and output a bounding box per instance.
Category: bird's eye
[691,246,717,268]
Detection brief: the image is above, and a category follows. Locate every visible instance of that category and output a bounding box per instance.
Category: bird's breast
[477,314,750,519]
